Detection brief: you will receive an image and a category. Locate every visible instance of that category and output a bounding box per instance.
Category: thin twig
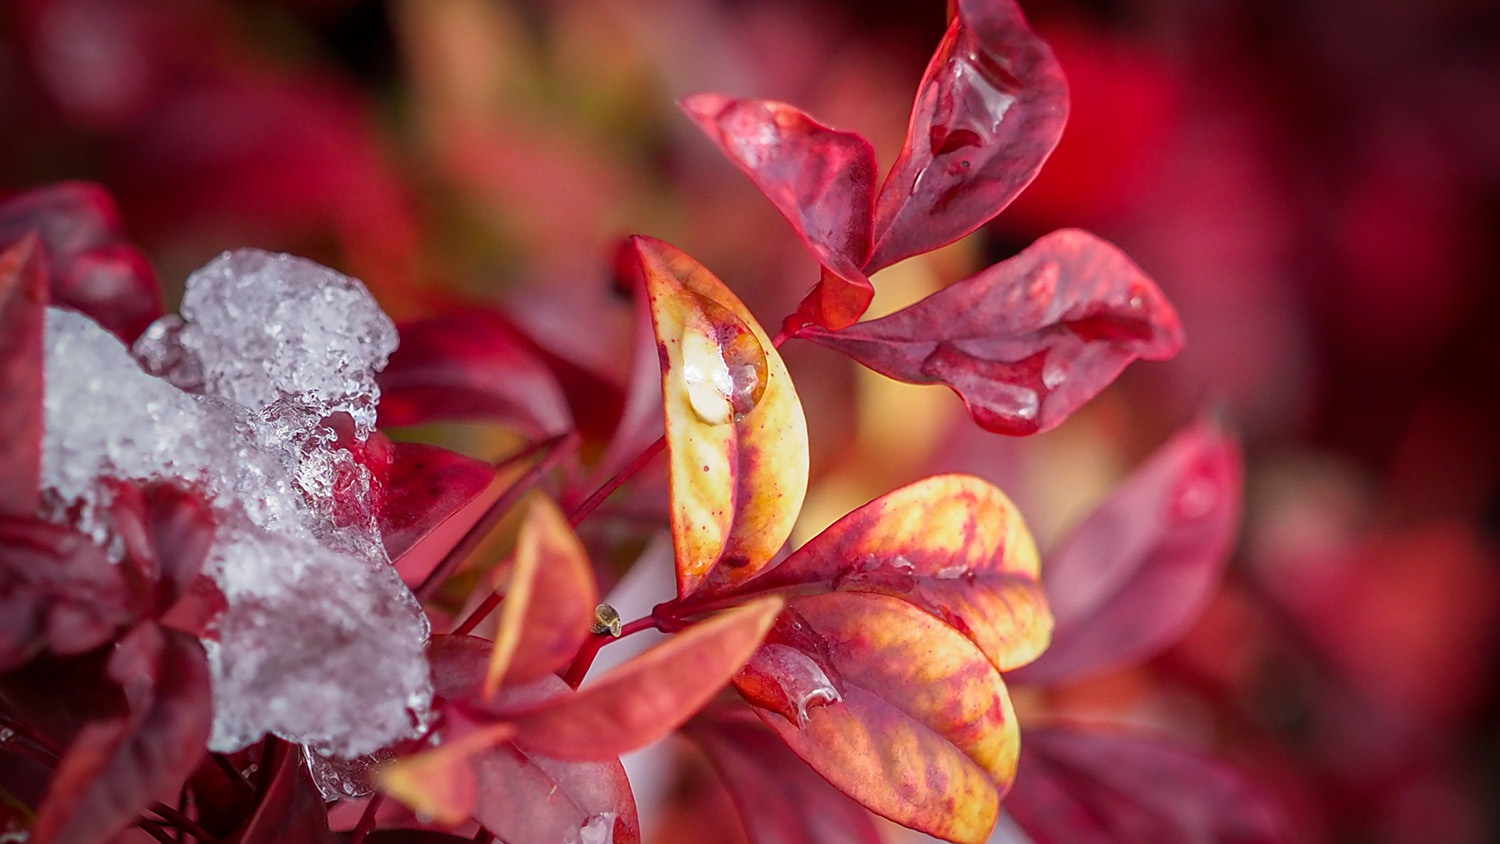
[346,794,385,844]
[151,802,215,843]
[566,435,665,527]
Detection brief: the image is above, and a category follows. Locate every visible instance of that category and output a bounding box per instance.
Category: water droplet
[677,295,768,425]
[0,728,13,744]
[835,554,918,594]
[1172,468,1219,521]
[740,643,843,727]
[578,813,616,844]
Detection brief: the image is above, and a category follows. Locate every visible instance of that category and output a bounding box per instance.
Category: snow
[40,249,431,760]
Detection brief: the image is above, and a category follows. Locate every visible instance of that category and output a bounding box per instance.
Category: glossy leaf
[1011,421,1243,684]
[740,592,1018,844]
[0,182,162,343]
[1005,726,1291,844]
[714,474,1049,672]
[801,229,1183,435]
[378,309,572,437]
[500,596,784,760]
[0,518,134,671]
[381,442,501,569]
[866,0,1069,272]
[229,740,334,844]
[31,625,212,844]
[681,94,878,330]
[0,236,46,517]
[631,236,809,598]
[686,710,883,844]
[483,496,599,697]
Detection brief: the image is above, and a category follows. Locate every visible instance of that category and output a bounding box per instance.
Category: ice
[40,250,431,761]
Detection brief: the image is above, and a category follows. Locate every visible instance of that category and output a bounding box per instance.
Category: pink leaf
[685,710,883,844]
[866,0,1069,272]
[31,625,212,844]
[380,442,500,566]
[681,94,877,330]
[1011,420,1242,685]
[0,182,162,343]
[227,740,333,844]
[1005,726,1291,844]
[0,235,47,517]
[800,229,1182,436]
[378,309,572,437]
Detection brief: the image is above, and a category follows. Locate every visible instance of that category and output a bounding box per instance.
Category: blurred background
[3,0,1498,842]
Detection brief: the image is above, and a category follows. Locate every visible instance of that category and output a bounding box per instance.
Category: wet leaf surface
[681,95,877,330]
[380,442,500,572]
[740,592,1018,844]
[0,235,46,518]
[715,474,1050,672]
[1005,726,1291,844]
[632,237,809,598]
[866,0,1068,272]
[801,229,1182,435]
[1011,421,1242,684]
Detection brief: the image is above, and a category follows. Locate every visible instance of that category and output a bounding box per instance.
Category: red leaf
[498,597,783,760]
[738,593,1018,844]
[0,182,162,343]
[105,481,217,620]
[354,832,476,844]
[228,740,334,844]
[1010,421,1242,685]
[866,0,1069,272]
[706,474,1050,672]
[378,309,572,437]
[680,95,878,330]
[0,235,47,517]
[685,710,883,844]
[380,442,500,566]
[31,625,212,844]
[0,518,135,670]
[1005,726,1291,844]
[800,229,1182,436]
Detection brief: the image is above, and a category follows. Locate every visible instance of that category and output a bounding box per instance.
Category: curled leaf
[483,496,599,698]
[802,229,1183,436]
[631,236,809,598]
[680,94,878,330]
[867,0,1069,271]
[696,474,1050,672]
[1006,726,1292,844]
[1012,421,1243,685]
[500,596,784,760]
[741,592,1018,844]
[0,235,46,518]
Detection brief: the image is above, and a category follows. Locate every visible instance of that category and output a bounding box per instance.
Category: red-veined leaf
[380,442,501,570]
[378,309,572,437]
[708,474,1049,672]
[685,710,883,844]
[739,593,1018,844]
[483,496,598,697]
[228,740,334,844]
[1010,420,1242,685]
[631,237,809,598]
[801,229,1182,436]
[31,625,212,844]
[497,596,783,760]
[866,0,1068,272]
[0,182,162,343]
[1005,726,1291,844]
[0,235,46,517]
[680,94,878,331]
[0,518,135,670]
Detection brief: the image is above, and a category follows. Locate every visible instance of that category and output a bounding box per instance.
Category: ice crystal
[40,250,430,759]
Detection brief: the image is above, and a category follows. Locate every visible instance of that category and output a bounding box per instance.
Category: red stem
[346,794,385,844]
[561,615,662,688]
[150,802,215,843]
[416,433,576,601]
[136,820,176,844]
[567,435,666,527]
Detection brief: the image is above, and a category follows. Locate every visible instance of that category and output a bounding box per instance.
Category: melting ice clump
[42,249,431,761]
